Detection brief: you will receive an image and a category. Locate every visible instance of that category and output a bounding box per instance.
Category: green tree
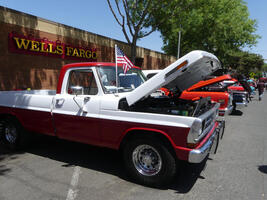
[107,0,162,64]
[259,63,267,78]
[153,0,259,65]
[228,51,264,77]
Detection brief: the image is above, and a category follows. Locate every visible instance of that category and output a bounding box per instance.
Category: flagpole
[115,44,118,93]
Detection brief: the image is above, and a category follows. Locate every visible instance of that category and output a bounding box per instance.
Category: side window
[67,70,98,95]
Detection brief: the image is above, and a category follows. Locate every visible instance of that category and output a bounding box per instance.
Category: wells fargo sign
[8,33,97,61]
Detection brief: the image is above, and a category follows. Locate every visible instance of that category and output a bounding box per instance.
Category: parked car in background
[223,78,253,101]
[180,75,235,116]
[143,71,245,117]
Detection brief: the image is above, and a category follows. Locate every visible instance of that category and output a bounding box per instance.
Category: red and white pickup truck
[0,50,223,187]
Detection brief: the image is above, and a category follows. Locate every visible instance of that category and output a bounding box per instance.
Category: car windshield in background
[97,66,146,93]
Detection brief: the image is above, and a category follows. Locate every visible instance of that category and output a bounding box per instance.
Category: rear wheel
[0,117,28,150]
[123,136,177,187]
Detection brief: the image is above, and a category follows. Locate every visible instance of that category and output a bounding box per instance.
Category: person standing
[257,80,265,101]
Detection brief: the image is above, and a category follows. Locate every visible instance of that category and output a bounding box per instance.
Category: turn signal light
[176,60,188,71]
[165,60,188,78]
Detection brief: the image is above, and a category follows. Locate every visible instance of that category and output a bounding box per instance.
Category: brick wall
[0,6,176,91]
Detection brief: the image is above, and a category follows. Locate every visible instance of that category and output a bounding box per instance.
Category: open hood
[225,77,252,94]
[187,74,232,91]
[125,50,221,106]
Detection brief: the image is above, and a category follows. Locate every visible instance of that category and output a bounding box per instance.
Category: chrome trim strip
[217,121,225,139]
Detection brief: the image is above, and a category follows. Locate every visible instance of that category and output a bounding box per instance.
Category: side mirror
[70,86,84,95]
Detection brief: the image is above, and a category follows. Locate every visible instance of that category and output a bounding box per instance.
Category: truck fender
[0,108,24,126]
[118,127,177,153]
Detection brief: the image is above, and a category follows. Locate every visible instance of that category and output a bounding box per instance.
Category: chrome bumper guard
[218,120,225,139]
[219,104,233,116]
[235,102,247,109]
[188,121,224,163]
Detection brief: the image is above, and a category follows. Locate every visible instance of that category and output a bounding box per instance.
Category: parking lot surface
[1,93,267,200]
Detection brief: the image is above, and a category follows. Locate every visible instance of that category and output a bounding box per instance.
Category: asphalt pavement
[0,91,267,200]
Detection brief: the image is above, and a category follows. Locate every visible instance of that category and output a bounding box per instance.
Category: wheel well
[0,114,19,121]
[0,114,22,128]
[119,129,177,159]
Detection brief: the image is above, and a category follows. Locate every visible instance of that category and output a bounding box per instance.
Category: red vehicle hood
[228,85,244,91]
[186,74,232,91]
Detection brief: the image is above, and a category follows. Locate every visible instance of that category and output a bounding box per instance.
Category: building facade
[0,6,176,91]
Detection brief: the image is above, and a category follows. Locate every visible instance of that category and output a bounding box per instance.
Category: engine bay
[119,94,214,117]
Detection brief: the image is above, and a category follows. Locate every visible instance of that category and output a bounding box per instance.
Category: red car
[180,75,234,116]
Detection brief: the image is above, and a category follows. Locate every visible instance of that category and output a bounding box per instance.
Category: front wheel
[123,136,177,187]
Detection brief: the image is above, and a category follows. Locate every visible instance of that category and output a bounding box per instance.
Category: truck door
[52,69,101,146]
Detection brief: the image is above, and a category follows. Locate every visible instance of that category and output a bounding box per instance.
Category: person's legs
[259,91,263,101]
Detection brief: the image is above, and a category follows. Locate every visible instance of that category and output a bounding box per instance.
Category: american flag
[115,45,134,74]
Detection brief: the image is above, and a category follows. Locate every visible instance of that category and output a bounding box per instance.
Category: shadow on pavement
[22,134,206,193]
[230,110,243,116]
[0,164,11,175]
[169,158,208,193]
[0,146,23,175]
[258,165,267,174]
[26,135,126,177]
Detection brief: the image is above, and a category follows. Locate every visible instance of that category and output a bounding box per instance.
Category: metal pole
[177,30,181,59]
[115,44,118,93]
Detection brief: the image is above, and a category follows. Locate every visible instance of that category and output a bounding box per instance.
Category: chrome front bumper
[219,104,233,116]
[235,101,248,109]
[188,121,224,163]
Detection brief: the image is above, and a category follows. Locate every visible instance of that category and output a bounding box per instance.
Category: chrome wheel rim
[132,144,162,176]
[5,124,17,144]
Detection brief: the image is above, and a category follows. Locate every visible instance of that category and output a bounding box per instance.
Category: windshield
[97,66,146,93]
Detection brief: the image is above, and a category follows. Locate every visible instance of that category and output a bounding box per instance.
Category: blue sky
[0,0,266,60]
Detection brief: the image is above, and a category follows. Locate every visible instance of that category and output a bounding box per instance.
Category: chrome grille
[202,114,214,134]
[193,102,219,143]
[229,94,233,106]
